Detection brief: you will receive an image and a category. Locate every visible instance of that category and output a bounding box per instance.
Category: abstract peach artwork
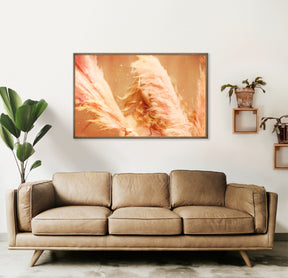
[74,54,208,138]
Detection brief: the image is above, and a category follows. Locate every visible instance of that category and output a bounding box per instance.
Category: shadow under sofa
[6,170,278,267]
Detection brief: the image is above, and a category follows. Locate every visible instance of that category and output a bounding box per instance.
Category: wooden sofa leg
[30,250,44,267]
[239,251,252,267]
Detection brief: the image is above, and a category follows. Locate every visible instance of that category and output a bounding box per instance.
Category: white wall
[0,0,287,233]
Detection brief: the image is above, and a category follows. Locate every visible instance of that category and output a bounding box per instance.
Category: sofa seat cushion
[32,206,112,235]
[109,207,182,235]
[173,206,254,235]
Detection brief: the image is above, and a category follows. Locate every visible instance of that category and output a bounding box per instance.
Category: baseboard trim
[1,233,287,242]
[274,233,288,241]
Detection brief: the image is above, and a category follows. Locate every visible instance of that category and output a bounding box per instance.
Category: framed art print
[74,53,208,138]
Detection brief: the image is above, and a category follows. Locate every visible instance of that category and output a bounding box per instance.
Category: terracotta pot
[276,123,288,144]
[235,88,255,108]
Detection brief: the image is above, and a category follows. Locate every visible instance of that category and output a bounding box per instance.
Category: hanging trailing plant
[260,114,288,144]
[260,114,288,133]
[0,87,52,183]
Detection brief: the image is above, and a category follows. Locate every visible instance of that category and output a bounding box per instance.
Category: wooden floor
[0,237,287,278]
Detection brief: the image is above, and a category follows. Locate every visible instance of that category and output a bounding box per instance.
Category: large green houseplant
[0,87,52,183]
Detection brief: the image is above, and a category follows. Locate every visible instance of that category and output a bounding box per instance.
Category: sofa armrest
[18,180,54,231]
[6,189,18,247]
[225,183,267,233]
[266,192,278,247]
[31,181,55,217]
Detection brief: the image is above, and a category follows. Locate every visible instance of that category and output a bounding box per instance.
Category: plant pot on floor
[276,123,288,143]
[235,88,255,108]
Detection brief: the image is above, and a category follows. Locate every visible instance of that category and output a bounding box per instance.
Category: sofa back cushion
[112,173,170,209]
[53,172,111,207]
[170,170,227,208]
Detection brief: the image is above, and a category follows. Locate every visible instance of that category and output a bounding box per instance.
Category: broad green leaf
[8,88,22,120]
[30,160,41,171]
[0,113,20,138]
[0,124,14,150]
[23,99,38,106]
[21,99,38,130]
[20,99,48,131]
[0,87,13,119]
[15,142,35,162]
[33,124,52,146]
[28,100,48,131]
[33,99,48,120]
[15,105,33,132]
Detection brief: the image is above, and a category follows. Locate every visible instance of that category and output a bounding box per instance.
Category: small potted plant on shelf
[260,114,288,144]
[221,77,266,108]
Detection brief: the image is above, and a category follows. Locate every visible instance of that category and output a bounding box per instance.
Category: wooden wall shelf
[233,108,259,134]
[274,144,288,169]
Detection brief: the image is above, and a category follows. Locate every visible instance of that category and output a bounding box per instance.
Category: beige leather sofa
[6,170,278,267]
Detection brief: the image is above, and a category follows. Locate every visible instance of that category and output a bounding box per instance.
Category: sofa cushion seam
[180,217,252,220]
[33,218,108,221]
[109,218,181,220]
[33,233,106,235]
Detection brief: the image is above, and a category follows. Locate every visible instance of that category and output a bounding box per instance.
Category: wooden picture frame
[74,53,208,138]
